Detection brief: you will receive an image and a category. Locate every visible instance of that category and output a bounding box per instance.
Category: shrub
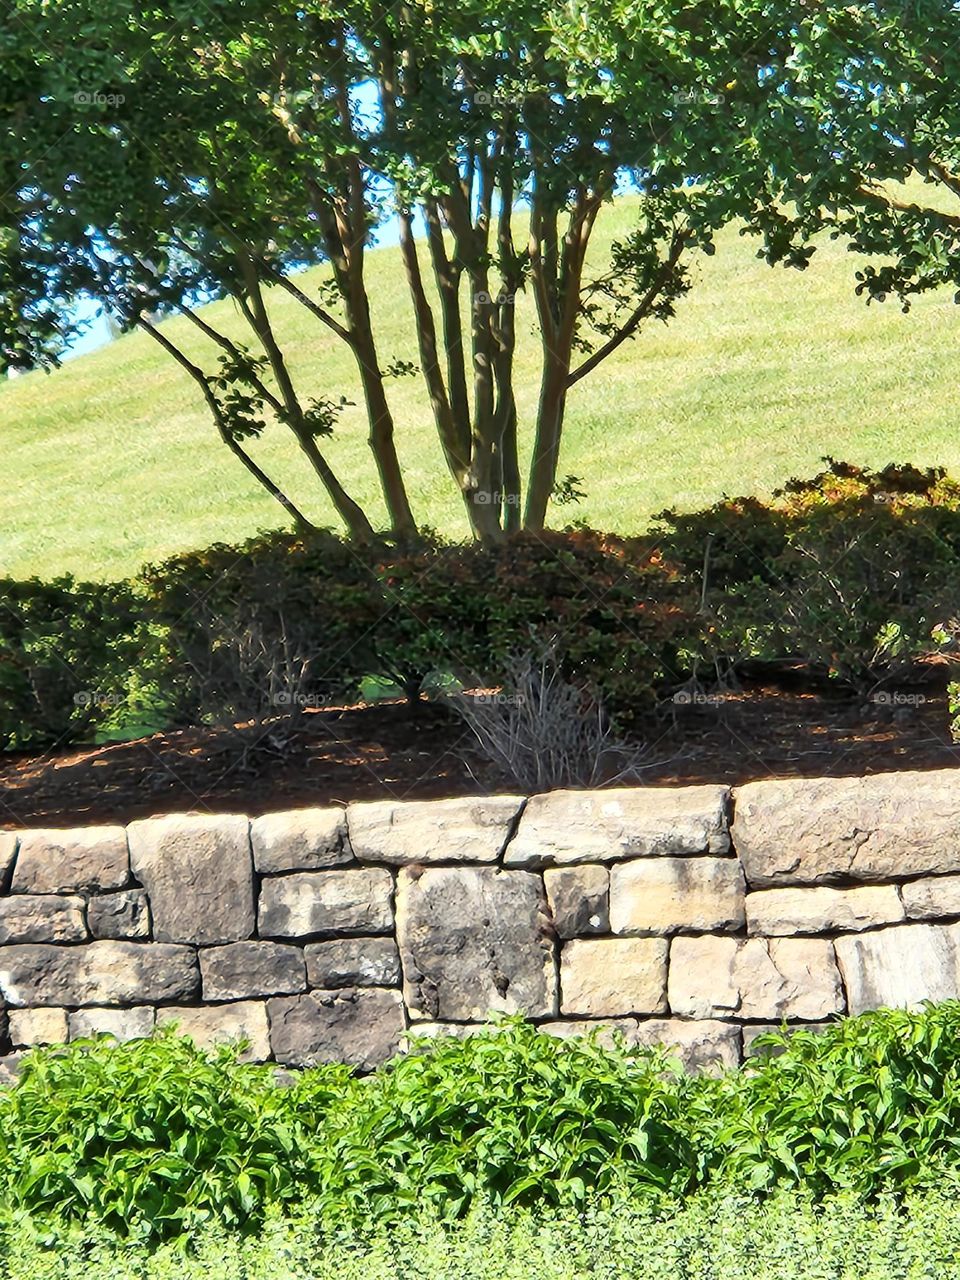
[711,1004,960,1196]
[449,640,645,790]
[656,459,960,693]
[313,1021,700,1221]
[0,1030,350,1239]
[137,531,386,726]
[10,1008,960,1241]
[0,576,149,750]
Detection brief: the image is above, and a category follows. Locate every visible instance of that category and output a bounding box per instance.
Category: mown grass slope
[3,198,959,579]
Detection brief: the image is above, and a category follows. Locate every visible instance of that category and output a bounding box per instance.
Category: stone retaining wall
[1,768,960,1076]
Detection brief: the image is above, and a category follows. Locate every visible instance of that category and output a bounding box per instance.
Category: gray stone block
[128,813,254,945]
[397,866,556,1021]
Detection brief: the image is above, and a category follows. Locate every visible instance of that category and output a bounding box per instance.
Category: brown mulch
[2,673,960,830]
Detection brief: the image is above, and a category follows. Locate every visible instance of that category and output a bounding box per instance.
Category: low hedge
[6,459,960,750]
[6,1006,960,1240]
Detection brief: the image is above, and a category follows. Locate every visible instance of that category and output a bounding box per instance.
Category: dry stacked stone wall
[2,768,960,1077]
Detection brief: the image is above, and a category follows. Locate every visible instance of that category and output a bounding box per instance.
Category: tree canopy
[9,0,952,540]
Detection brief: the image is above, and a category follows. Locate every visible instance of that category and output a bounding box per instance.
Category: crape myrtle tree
[1,0,785,541]
[741,0,960,313]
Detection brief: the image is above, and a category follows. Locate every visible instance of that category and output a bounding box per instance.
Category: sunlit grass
[3,196,960,580]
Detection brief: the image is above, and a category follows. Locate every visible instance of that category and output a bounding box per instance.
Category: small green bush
[0,1030,350,1238]
[313,1021,700,1219]
[657,459,960,693]
[0,575,149,750]
[10,1009,960,1241]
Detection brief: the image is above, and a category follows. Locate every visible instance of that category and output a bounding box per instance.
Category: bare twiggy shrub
[451,642,646,792]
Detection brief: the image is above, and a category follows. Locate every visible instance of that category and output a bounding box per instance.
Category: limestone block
[200,941,306,1000]
[668,935,844,1021]
[87,890,150,940]
[835,923,960,1014]
[12,826,128,894]
[544,865,609,938]
[128,814,254,945]
[258,869,394,938]
[304,938,401,988]
[504,785,730,867]
[610,858,744,934]
[250,807,351,873]
[0,895,87,944]
[745,885,904,936]
[347,795,523,864]
[267,988,404,1070]
[560,938,668,1017]
[733,771,960,886]
[0,942,198,1007]
[68,1006,156,1042]
[157,1001,271,1062]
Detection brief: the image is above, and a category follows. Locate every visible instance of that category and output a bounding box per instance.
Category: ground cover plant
[6,1007,960,1242]
[7,1189,960,1280]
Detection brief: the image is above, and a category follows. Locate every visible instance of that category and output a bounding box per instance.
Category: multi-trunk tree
[1,0,795,540]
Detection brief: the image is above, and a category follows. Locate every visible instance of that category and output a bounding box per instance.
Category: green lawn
[4,199,960,580]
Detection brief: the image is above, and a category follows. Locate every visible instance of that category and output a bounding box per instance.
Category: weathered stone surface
[402,1022,497,1044]
[250,807,351,873]
[630,1018,742,1073]
[0,832,18,890]
[258,869,394,939]
[11,826,128,894]
[544,865,609,938]
[304,938,401,988]
[347,795,523,865]
[746,885,905,936]
[0,942,198,1007]
[504,785,730,867]
[560,938,668,1017]
[901,874,960,920]
[8,1007,68,1047]
[68,1006,156,1042]
[201,941,306,1001]
[835,923,960,1014]
[610,858,744,935]
[268,988,404,1070]
[0,895,87,944]
[0,1054,23,1087]
[158,1001,271,1062]
[742,1023,831,1058]
[397,867,556,1021]
[669,936,844,1020]
[128,814,254,945]
[733,771,960,887]
[88,890,150,940]
[539,1018,640,1050]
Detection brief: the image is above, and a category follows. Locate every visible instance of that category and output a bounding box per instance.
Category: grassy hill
[4,199,960,581]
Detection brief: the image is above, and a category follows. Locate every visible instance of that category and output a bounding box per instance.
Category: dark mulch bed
[2,670,960,830]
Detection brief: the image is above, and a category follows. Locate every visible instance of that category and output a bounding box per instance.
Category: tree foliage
[0,0,789,539]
